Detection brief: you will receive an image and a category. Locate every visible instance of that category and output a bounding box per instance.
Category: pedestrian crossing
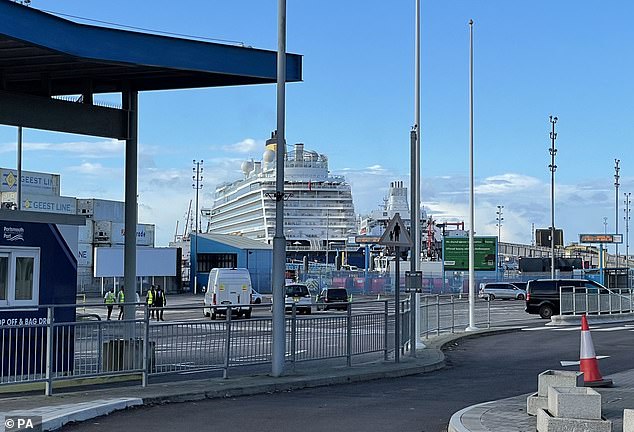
[522,324,634,332]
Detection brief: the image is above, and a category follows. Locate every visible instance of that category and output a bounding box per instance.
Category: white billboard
[94,247,177,277]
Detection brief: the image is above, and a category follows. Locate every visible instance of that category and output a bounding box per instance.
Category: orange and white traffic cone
[579,314,613,387]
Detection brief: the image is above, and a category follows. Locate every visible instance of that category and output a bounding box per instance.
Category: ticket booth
[0,211,82,379]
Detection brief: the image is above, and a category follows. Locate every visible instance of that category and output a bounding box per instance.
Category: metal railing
[0,299,390,395]
[559,285,633,315]
[418,295,492,338]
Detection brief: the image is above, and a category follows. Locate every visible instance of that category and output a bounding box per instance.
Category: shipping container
[0,191,16,209]
[20,194,77,215]
[94,199,125,223]
[111,223,155,246]
[76,198,126,223]
[78,219,94,243]
[77,243,93,267]
[138,224,155,247]
[0,168,60,196]
[93,220,112,244]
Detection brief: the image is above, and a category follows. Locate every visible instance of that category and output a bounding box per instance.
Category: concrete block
[527,393,548,416]
[548,386,602,420]
[537,369,584,397]
[537,408,612,432]
[624,409,634,432]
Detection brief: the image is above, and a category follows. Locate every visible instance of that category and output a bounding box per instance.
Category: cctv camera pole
[192,160,204,295]
[549,116,558,279]
[466,19,478,331]
[271,0,287,377]
[615,159,620,266]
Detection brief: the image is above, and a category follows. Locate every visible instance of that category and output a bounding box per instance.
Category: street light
[192,159,204,294]
[615,159,621,266]
[548,115,558,279]
[625,192,631,269]
[495,205,504,242]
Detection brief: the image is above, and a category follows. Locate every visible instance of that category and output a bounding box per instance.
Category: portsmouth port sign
[443,236,497,271]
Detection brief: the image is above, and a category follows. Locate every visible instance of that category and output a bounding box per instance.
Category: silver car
[478,282,526,300]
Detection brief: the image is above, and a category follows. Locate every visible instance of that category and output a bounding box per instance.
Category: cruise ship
[202,132,357,262]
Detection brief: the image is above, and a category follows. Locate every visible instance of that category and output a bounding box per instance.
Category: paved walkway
[449,368,634,432]
[0,328,517,431]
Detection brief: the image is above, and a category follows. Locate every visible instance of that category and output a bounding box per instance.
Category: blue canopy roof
[0,1,302,95]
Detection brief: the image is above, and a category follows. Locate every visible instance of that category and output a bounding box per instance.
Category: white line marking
[592,326,632,332]
[560,355,609,367]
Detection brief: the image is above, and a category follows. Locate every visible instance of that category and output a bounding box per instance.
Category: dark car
[317,288,349,311]
[525,279,604,319]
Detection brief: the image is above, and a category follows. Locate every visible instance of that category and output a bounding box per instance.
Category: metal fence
[0,300,390,395]
[559,286,633,315]
[296,269,613,297]
[417,294,492,338]
[1,295,503,395]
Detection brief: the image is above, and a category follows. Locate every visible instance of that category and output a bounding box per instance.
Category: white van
[203,268,253,319]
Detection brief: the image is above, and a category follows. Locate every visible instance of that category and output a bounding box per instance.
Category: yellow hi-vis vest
[105,292,115,304]
[117,291,124,303]
[147,290,154,305]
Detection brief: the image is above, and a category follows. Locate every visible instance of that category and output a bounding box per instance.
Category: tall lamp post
[615,159,621,266]
[625,192,631,270]
[192,160,204,294]
[466,19,477,331]
[548,116,558,279]
[271,0,287,377]
[495,205,504,242]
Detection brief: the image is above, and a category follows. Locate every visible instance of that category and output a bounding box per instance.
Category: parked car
[284,283,312,314]
[317,287,349,311]
[478,282,526,301]
[525,278,605,319]
[203,268,253,319]
[251,289,263,304]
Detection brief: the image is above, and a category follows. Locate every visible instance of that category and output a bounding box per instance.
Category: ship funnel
[294,143,304,162]
[265,130,279,152]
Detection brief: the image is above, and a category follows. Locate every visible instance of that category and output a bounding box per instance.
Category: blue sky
[2,0,634,250]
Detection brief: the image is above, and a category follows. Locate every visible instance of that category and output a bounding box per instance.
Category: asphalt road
[60,321,634,432]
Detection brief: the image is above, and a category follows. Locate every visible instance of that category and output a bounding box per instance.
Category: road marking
[560,355,610,367]
[592,326,632,332]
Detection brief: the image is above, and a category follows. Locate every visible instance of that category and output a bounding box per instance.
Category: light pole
[615,159,620,266]
[271,0,287,377]
[548,115,558,279]
[625,193,631,269]
[325,210,330,267]
[495,205,504,242]
[466,19,477,332]
[192,160,203,294]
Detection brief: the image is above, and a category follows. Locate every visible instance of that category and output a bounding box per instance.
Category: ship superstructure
[202,133,356,254]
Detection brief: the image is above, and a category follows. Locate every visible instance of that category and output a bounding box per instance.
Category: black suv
[317,288,349,311]
[525,279,604,319]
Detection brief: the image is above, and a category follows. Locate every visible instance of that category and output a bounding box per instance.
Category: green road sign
[443,236,497,271]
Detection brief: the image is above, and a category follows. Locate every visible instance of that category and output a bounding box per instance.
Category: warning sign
[379,213,412,248]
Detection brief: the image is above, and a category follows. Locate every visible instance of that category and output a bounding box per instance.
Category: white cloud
[222,138,262,154]
[0,139,124,158]
[475,173,541,195]
[67,162,119,176]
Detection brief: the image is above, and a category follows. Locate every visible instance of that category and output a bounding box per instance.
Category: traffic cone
[579,314,613,387]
